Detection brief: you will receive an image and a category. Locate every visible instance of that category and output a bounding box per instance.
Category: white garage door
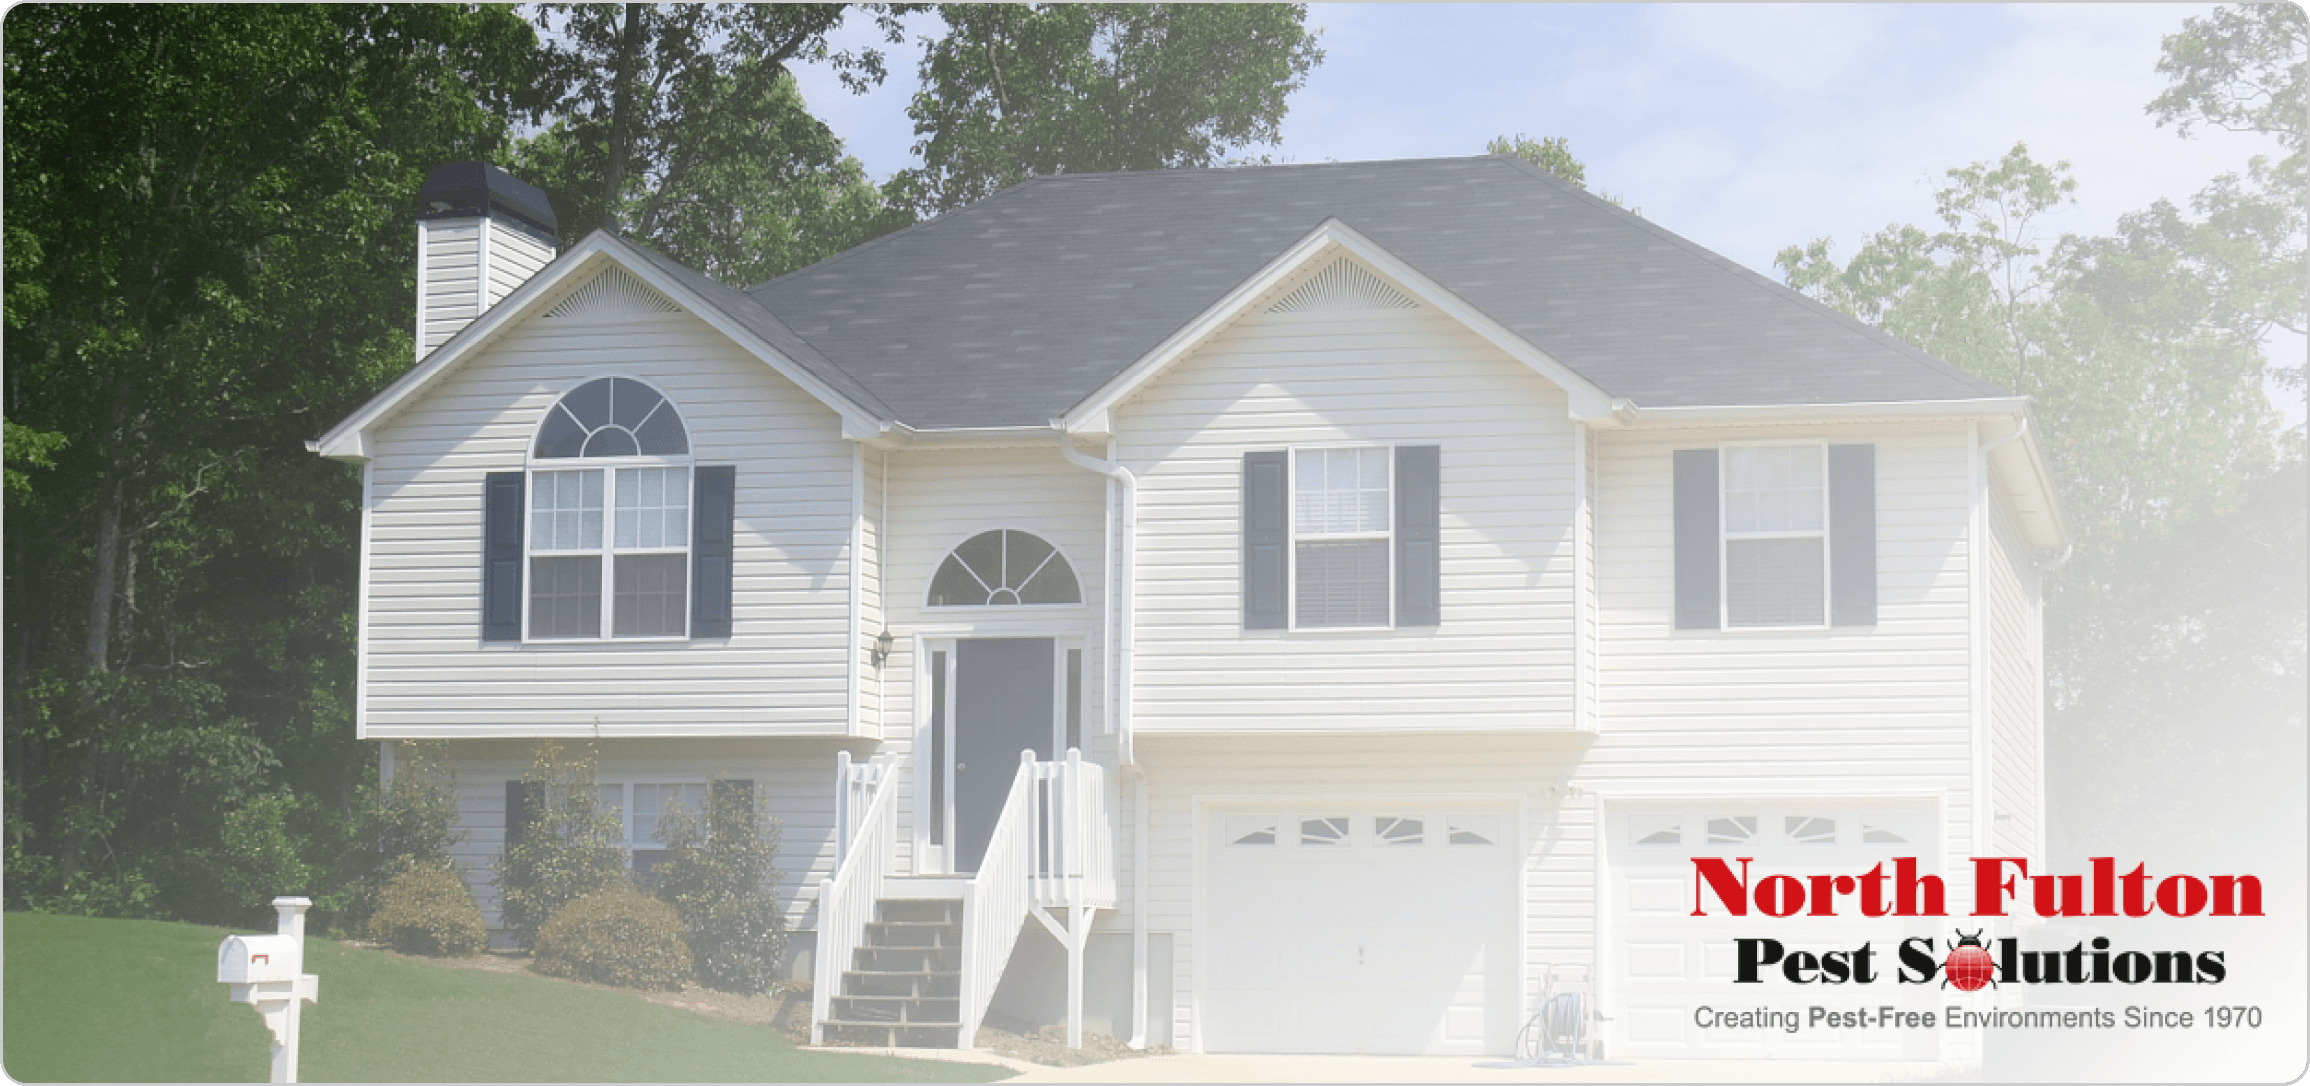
[1204,805,1520,1055]
[1608,803,1943,1061]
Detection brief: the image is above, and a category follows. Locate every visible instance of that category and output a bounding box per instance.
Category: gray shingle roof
[738,155,2006,429]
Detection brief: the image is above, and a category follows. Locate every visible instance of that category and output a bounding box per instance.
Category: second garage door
[1202,805,1520,1055]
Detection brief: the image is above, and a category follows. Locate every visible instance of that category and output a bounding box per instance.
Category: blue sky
[793,3,2303,418]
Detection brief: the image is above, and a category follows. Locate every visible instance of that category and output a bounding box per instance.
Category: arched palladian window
[533,377,690,458]
[927,529,1081,606]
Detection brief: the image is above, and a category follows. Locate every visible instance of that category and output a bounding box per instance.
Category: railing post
[833,750,852,867]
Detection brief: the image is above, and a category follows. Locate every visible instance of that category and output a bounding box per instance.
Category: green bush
[491,741,629,950]
[531,885,692,989]
[366,860,487,957]
[653,781,786,993]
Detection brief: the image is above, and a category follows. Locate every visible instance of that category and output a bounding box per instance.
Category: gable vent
[546,267,680,319]
[1267,260,1418,314]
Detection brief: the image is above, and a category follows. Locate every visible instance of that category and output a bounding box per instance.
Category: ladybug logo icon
[1941,929,1998,991]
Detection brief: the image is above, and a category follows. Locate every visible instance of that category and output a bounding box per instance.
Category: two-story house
[313,155,2064,1063]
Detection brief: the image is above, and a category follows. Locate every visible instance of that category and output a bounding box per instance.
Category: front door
[951,638,1055,872]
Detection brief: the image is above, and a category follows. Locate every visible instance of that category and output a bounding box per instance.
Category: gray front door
[953,638,1055,872]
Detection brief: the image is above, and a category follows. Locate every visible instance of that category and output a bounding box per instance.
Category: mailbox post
[217,897,321,1083]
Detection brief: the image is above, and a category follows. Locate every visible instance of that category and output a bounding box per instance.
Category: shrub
[653,780,786,993]
[367,860,487,957]
[491,741,629,950]
[531,885,692,989]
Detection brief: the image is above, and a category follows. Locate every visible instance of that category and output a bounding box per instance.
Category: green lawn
[3,912,1011,1083]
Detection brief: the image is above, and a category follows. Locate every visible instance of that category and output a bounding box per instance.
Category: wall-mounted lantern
[871,628,895,668]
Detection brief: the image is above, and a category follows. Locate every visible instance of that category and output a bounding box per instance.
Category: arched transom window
[527,377,693,639]
[927,530,1081,606]
[534,376,690,459]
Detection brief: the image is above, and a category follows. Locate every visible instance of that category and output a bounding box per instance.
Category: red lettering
[1692,857,1751,917]
[1972,856,2027,916]
[2211,875,2263,917]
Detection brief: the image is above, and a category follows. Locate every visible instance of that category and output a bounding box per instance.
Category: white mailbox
[218,933,300,986]
[218,897,320,1083]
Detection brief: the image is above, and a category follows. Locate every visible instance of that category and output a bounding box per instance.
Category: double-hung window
[1721,444,1826,627]
[1293,446,1393,628]
[1241,444,1441,630]
[1674,442,1876,630]
[480,377,737,643]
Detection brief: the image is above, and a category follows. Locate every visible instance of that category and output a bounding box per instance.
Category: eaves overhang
[310,231,889,462]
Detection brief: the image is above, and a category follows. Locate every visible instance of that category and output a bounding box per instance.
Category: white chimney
[414,163,558,360]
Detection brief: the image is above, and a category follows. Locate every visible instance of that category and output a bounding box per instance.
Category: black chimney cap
[416,162,557,239]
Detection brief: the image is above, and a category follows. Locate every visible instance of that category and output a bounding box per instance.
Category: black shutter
[1241,451,1289,629]
[482,472,524,641]
[1828,444,1877,626]
[504,780,536,849]
[1673,449,1721,630]
[691,465,736,638]
[1394,445,1441,627]
[709,778,755,837]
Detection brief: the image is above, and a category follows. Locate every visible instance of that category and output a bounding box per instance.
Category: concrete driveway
[1000,1055,1960,1083]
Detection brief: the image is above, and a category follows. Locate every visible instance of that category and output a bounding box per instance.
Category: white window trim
[1717,439,1832,631]
[1286,443,1396,632]
[523,376,697,643]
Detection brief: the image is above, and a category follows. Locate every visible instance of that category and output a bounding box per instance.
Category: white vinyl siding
[1986,486,2043,859]
[362,305,855,736]
[1115,276,1578,734]
[417,217,556,358]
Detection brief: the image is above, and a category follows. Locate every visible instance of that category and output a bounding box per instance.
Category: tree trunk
[600,2,647,233]
[83,469,124,674]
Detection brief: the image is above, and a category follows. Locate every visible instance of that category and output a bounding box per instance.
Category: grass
[4,911,1012,1083]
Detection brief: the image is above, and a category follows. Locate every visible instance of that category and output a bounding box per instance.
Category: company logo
[1692,856,2259,988]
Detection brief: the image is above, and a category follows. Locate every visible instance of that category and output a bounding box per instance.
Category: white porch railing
[959,749,1116,1046]
[812,750,899,1045]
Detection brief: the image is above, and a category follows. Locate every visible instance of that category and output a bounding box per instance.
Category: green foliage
[517,3,912,281]
[368,859,489,957]
[533,885,695,990]
[890,3,1325,214]
[2,2,537,927]
[653,782,786,993]
[3,416,66,500]
[491,741,631,950]
[1775,11,2307,870]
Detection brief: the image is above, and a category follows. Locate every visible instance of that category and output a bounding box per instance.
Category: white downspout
[1051,430,1137,766]
[1052,427,1146,1047]
[1974,417,2030,863]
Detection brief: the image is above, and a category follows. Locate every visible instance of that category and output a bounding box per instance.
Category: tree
[889,4,1324,214]
[1774,8,2306,871]
[516,3,911,283]
[653,782,785,993]
[491,741,630,950]
[2,3,541,917]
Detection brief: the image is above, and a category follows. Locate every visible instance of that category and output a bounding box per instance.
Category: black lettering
[1736,938,1784,983]
[2195,951,2226,984]
[1898,937,1938,983]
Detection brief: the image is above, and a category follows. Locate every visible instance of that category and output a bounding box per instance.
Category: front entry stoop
[819,898,964,1048]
